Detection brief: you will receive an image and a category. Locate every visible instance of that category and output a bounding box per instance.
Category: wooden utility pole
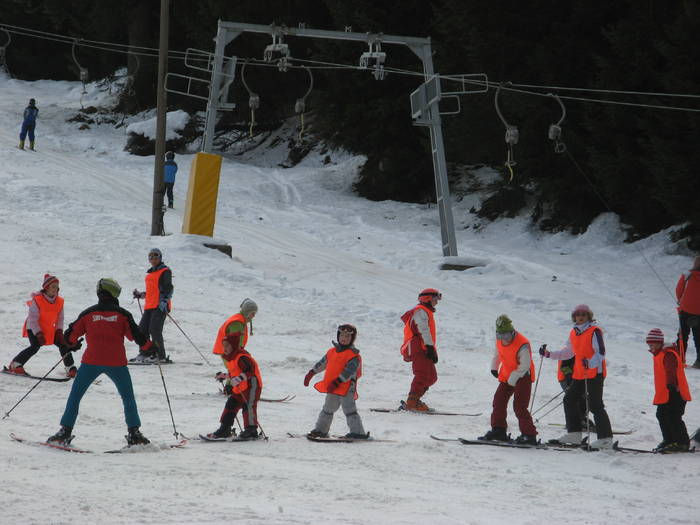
[151,0,169,236]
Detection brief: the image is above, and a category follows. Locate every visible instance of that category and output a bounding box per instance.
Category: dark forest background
[2,1,699,245]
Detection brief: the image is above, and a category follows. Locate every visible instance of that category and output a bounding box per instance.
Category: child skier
[480,315,538,444]
[47,278,153,446]
[646,328,692,452]
[205,299,262,440]
[6,274,77,377]
[304,324,368,439]
[19,98,38,150]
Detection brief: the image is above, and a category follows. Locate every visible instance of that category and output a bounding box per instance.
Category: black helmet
[29,98,36,106]
[165,151,175,160]
[337,324,357,345]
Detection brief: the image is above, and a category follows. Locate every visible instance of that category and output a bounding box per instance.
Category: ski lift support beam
[208,20,460,256]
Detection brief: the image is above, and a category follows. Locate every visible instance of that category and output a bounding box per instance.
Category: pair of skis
[2,366,71,382]
[286,432,395,443]
[10,433,187,454]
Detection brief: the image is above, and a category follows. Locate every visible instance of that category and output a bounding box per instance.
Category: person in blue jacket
[164,151,178,209]
[19,98,39,150]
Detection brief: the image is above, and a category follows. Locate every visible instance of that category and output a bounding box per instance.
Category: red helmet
[418,288,442,303]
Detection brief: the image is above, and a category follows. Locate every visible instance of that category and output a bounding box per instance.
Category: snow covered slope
[0,73,698,524]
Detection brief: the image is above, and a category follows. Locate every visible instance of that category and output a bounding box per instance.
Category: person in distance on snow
[675,255,700,368]
[645,328,692,453]
[304,324,368,439]
[540,304,614,449]
[206,298,262,440]
[130,248,173,363]
[480,315,538,444]
[47,278,152,446]
[6,273,77,378]
[163,151,178,209]
[400,288,441,411]
[18,98,38,150]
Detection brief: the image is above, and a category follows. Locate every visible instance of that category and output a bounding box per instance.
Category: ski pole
[2,356,65,420]
[531,387,566,416]
[529,349,545,412]
[137,297,143,316]
[153,351,186,440]
[167,313,212,366]
[239,387,268,441]
[584,375,591,450]
[534,398,564,423]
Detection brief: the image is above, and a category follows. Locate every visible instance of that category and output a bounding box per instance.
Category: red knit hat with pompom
[42,273,59,290]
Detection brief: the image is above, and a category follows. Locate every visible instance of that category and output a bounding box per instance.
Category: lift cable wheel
[494,82,519,181]
[547,93,567,153]
[359,34,386,80]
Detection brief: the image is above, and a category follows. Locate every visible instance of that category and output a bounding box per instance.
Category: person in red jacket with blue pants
[47,278,153,446]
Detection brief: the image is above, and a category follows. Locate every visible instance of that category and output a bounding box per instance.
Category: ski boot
[404,394,429,412]
[18,140,24,150]
[29,141,35,151]
[47,426,74,445]
[554,431,582,445]
[205,425,234,440]
[6,362,26,375]
[655,442,689,454]
[126,427,150,445]
[478,427,509,442]
[514,434,538,445]
[307,429,328,438]
[238,426,259,440]
[344,432,370,440]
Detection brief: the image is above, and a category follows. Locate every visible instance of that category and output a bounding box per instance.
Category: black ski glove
[425,345,438,363]
[68,337,84,352]
[491,369,498,378]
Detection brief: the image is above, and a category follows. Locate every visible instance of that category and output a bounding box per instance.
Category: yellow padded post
[181,152,222,237]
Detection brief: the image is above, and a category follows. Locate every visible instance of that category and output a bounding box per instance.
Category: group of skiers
[4,248,700,451]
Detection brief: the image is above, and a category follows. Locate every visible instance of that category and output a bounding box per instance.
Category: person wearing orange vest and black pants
[6,274,77,378]
[645,328,692,453]
[675,255,700,368]
[540,304,613,449]
[304,324,367,439]
[401,289,441,411]
[130,248,173,364]
[206,298,261,439]
[480,315,538,444]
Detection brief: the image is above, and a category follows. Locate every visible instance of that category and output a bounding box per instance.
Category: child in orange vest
[205,301,262,440]
[480,315,537,444]
[304,324,368,439]
[646,328,692,452]
[5,274,76,377]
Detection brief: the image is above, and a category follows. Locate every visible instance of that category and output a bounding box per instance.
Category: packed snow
[0,72,698,525]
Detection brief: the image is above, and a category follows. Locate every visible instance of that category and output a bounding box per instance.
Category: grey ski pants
[314,383,365,435]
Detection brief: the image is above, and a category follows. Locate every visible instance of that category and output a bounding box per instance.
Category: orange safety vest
[400,304,436,362]
[496,331,535,383]
[212,313,249,355]
[144,267,171,310]
[314,347,363,399]
[22,294,64,345]
[570,326,607,380]
[653,346,691,404]
[225,350,263,394]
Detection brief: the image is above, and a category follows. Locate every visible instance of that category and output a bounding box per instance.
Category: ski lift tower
[195,21,475,257]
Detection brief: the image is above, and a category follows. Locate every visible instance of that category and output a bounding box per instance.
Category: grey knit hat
[240,298,258,319]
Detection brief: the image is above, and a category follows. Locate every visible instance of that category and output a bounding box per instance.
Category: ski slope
[0,73,698,525]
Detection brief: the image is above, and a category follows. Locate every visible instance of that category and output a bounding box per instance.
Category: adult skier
[400,288,441,411]
[163,151,178,209]
[130,248,173,363]
[304,324,367,439]
[6,274,77,377]
[47,278,152,446]
[675,255,700,368]
[19,98,38,150]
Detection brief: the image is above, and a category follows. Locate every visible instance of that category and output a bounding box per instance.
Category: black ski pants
[678,311,700,362]
[563,374,612,439]
[138,308,166,359]
[13,329,74,368]
[657,389,690,446]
